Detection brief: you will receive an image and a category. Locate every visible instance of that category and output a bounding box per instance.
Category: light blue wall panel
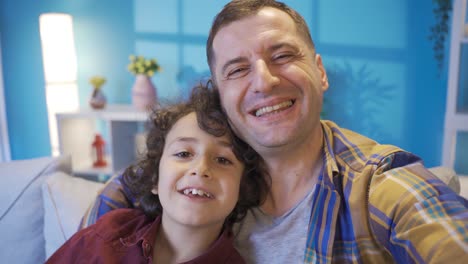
[323,56,406,146]
[135,0,178,33]
[182,0,229,35]
[455,132,468,175]
[183,45,210,74]
[457,44,468,113]
[318,0,406,49]
[282,0,313,26]
[180,44,211,97]
[73,2,134,105]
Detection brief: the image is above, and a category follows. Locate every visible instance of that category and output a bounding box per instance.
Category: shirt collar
[119,215,161,258]
[320,121,340,188]
[119,215,238,262]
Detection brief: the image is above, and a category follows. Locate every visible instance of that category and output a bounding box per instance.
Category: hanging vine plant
[428,0,453,73]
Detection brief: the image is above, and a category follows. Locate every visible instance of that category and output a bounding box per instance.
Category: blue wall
[0,0,448,167]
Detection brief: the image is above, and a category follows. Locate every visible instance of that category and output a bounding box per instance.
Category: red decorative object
[92,134,107,167]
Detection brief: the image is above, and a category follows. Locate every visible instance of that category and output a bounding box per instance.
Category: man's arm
[79,172,136,229]
[368,154,468,263]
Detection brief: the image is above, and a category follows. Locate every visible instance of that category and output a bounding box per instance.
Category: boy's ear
[151,186,158,195]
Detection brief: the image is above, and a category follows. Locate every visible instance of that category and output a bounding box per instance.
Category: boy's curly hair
[123,82,269,228]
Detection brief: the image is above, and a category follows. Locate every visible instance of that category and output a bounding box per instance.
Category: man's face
[211,7,329,155]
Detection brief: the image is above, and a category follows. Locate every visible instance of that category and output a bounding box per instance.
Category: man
[82,1,468,263]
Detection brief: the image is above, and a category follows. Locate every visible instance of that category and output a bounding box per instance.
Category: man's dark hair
[206,0,315,75]
[123,82,269,228]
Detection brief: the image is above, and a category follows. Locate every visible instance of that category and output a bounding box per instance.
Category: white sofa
[0,156,104,264]
[0,156,466,264]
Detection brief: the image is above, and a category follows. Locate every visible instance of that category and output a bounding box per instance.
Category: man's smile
[251,99,295,117]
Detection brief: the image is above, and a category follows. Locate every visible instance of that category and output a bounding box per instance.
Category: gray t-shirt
[233,185,316,264]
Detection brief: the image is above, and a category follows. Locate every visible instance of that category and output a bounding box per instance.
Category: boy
[47,84,269,263]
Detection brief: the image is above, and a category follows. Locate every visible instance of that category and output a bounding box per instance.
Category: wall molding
[0,35,11,161]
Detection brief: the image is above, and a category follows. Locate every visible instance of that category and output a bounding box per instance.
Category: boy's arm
[79,172,136,229]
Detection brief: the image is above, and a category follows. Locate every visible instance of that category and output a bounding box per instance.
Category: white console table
[56,105,149,178]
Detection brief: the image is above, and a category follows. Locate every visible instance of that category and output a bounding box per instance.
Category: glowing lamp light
[39,13,79,156]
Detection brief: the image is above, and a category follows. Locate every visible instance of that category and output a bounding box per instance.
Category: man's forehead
[213,13,297,53]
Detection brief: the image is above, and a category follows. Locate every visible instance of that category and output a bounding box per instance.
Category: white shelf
[56,105,149,177]
[57,104,149,121]
[445,114,468,130]
[443,0,468,174]
[72,155,114,175]
[74,164,114,176]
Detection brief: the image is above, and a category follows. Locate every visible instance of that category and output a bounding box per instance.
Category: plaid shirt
[81,120,468,263]
[305,120,468,263]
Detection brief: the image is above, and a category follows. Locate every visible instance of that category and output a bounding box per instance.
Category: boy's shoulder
[91,208,154,242]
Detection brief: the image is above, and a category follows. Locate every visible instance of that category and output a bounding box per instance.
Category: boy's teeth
[255,100,293,117]
[182,188,212,198]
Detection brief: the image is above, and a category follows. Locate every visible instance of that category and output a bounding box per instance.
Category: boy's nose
[189,157,211,178]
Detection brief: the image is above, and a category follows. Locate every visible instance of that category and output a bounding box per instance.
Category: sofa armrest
[0,156,72,264]
[42,171,104,259]
[428,166,460,194]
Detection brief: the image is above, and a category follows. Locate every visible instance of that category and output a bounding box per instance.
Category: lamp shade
[39,13,79,156]
[39,13,77,84]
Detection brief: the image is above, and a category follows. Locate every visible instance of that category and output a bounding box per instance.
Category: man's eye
[226,67,249,79]
[174,151,192,158]
[273,53,294,63]
[215,157,233,165]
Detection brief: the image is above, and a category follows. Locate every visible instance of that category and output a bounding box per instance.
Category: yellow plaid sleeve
[369,158,468,263]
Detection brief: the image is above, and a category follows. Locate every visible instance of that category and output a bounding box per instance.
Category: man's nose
[189,157,211,179]
[252,60,280,93]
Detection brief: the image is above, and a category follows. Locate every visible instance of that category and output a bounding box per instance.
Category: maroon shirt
[46,208,245,264]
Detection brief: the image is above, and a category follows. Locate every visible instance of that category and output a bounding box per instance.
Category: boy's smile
[180,187,214,198]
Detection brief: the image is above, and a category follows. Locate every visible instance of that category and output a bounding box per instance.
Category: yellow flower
[127,54,161,77]
[89,76,106,89]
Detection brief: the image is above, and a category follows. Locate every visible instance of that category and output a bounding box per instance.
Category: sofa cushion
[428,166,460,194]
[0,156,71,264]
[42,171,104,258]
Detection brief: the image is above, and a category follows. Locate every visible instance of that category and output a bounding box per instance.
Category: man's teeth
[255,100,293,117]
[182,188,212,198]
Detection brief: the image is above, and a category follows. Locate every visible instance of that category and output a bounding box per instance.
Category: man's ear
[315,54,329,92]
[151,186,158,195]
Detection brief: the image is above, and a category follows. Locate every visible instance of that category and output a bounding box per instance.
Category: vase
[131,74,157,111]
[89,87,107,109]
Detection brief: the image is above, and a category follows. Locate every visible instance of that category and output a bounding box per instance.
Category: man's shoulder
[321,120,418,171]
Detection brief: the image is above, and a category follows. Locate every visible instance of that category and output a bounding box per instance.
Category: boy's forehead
[168,112,200,135]
[166,112,232,146]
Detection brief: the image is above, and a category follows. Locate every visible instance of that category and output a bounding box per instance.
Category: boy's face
[155,112,244,230]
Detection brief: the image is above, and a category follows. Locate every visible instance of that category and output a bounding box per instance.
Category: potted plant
[127,55,161,110]
[89,75,107,109]
[429,0,453,74]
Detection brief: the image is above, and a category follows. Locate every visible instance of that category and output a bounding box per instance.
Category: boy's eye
[215,157,233,165]
[174,151,192,158]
